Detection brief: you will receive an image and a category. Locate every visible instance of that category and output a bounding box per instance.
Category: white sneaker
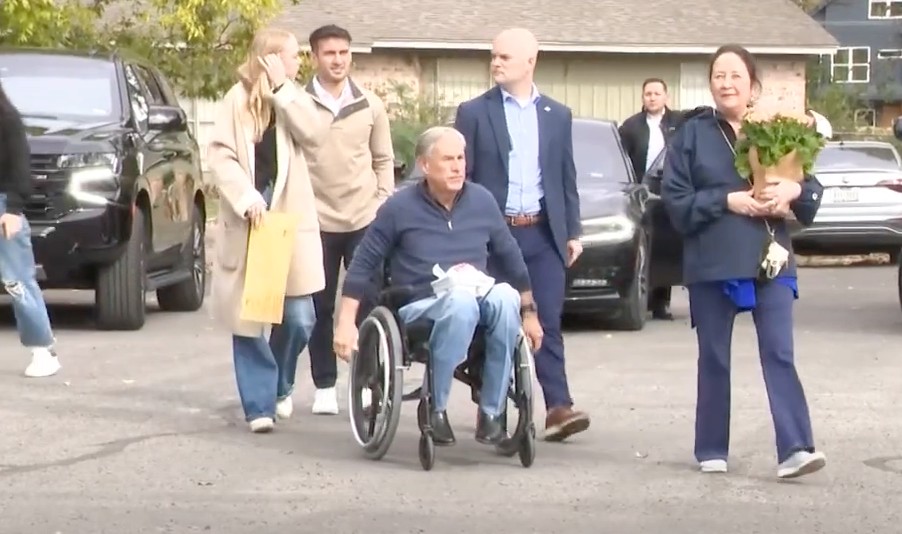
[312,387,339,415]
[276,396,293,419]
[249,417,274,433]
[699,459,728,473]
[778,450,826,479]
[24,347,61,378]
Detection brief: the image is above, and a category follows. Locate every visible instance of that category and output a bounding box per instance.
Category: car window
[572,120,632,185]
[133,65,165,105]
[815,145,901,171]
[0,53,120,121]
[123,64,150,130]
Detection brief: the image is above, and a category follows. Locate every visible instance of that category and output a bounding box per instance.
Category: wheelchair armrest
[378,285,417,310]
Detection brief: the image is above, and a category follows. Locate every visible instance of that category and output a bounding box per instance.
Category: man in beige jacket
[303,24,395,415]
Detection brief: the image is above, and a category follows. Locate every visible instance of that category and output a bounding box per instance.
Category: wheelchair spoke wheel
[494,332,536,460]
[418,433,435,471]
[348,306,404,461]
[518,422,536,468]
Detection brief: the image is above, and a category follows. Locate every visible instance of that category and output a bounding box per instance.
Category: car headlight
[58,152,119,171]
[579,215,636,245]
[57,153,120,205]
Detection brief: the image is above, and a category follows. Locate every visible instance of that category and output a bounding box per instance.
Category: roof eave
[364,41,838,55]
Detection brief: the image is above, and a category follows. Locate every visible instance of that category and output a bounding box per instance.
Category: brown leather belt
[505,213,544,227]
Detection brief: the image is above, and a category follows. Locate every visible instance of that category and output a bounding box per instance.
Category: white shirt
[312,76,354,116]
[645,113,665,171]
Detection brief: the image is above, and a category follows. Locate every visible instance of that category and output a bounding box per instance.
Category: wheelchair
[347,285,537,471]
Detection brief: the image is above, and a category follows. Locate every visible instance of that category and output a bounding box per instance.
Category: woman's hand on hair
[258,53,288,88]
[727,190,770,217]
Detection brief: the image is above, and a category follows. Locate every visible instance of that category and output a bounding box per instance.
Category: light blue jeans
[230,184,316,421]
[232,296,316,421]
[397,283,521,416]
[0,194,55,348]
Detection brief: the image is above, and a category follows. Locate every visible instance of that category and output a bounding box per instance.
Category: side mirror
[148,104,188,133]
[894,116,902,141]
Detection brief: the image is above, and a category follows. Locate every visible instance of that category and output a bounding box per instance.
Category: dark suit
[454,86,580,410]
[619,107,685,316]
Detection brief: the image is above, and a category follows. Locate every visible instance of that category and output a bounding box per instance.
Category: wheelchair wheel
[348,306,404,461]
[519,422,536,468]
[418,433,435,471]
[495,331,536,464]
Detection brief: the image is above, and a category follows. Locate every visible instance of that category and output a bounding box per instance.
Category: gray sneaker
[777,450,826,479]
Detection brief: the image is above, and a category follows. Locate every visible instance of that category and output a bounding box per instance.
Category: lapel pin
[544,106,551,112]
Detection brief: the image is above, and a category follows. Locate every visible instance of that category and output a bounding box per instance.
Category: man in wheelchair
[333,126,543,446]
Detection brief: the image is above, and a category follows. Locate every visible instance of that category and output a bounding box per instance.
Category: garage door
[679,62,715,110]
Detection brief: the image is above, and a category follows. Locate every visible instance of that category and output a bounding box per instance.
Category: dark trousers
[308,227,374,389]
[649,286,671,311]
[501,223,573,410]
[688,281,815,464]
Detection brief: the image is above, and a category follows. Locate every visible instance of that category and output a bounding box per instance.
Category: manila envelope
[239,212,299,325]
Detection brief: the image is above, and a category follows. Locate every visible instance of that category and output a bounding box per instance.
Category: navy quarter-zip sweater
[342,180,532,301]
[661,107,825,285]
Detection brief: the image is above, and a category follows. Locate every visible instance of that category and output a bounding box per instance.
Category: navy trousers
[497,222,573,410]
[688,281,816,464]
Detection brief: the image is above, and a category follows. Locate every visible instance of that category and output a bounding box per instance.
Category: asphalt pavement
[1,265,900,533]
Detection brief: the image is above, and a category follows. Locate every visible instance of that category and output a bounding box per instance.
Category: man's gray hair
[414,126,466,159]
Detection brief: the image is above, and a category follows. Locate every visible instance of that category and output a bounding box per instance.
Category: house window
[869,0,902,18]
[855,108,877,127]
[877,49,902,59]
[832,47,870,83]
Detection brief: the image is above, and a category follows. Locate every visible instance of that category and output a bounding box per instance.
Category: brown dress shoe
[544,406,590,442]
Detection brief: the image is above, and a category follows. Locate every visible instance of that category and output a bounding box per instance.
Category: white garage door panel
[679,62,715,110]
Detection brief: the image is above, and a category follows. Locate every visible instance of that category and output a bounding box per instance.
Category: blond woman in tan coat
[207,28,326,433]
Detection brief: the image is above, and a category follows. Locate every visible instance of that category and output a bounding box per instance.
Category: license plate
[829,187,859,203]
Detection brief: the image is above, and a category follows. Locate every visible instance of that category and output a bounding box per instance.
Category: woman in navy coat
[661,44,827,479]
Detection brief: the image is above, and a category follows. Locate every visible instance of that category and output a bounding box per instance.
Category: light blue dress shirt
[501,85,544,215]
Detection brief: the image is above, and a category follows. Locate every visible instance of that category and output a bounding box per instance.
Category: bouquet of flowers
[734,113,826,197]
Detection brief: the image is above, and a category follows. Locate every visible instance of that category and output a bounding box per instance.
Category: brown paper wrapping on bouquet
[747,146,805,197]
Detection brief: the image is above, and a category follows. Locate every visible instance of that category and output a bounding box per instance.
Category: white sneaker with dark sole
[778,451,826,479]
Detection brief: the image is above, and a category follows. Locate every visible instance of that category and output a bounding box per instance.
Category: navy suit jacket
[453,86,581,264]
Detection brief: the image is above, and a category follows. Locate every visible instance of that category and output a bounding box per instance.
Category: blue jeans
[0,194,55,348]
[397,284,520,416]
[232,296,316,421]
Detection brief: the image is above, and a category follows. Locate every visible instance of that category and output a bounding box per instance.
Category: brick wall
[755,56,809,116]
[349,52,422,105]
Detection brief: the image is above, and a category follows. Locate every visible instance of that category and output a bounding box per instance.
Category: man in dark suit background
[453,27,590,442]
[619,78,685,321]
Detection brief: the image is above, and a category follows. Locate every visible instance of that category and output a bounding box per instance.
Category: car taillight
[876,179,902,193]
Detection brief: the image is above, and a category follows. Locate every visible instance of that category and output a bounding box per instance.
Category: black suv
[0,49,207,330]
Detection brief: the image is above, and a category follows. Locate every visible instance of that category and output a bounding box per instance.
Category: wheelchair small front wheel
[418,433,435,471]
[518,422,536,468]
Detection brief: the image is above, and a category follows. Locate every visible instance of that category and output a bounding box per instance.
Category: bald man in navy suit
[454,28,590,442]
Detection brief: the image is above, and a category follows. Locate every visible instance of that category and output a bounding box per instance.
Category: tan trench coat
[206,80,326,337]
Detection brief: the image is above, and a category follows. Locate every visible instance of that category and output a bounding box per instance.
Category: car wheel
[612,230,650,331]
[157,203,206,312]
[95,208,147,331]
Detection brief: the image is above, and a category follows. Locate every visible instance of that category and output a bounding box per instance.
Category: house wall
[348,50,808,121]
[182,50,808,171]
[814,0,902,104]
